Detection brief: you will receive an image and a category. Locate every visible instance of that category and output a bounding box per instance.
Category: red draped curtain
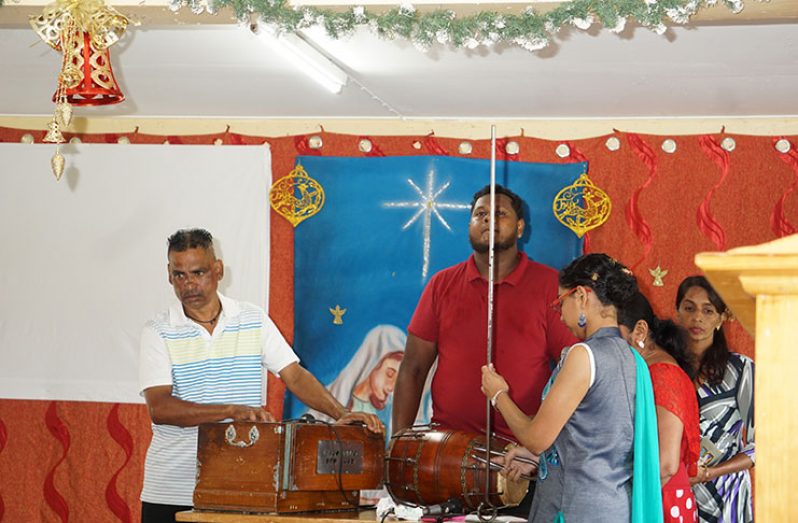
[1,125,795,522]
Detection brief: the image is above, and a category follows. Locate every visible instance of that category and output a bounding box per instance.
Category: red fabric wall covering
[0,400,148,522]
[1,126,796,521]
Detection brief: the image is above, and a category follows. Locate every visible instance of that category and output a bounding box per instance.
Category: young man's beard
[470,235,517,254]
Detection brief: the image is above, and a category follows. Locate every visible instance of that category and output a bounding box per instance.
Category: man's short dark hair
[470,184,525,221]
[167,228,214,254]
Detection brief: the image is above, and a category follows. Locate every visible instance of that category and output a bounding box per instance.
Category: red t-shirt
[408,253,578,440]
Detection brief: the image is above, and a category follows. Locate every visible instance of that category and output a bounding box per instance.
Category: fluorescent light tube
[253,25,348,94]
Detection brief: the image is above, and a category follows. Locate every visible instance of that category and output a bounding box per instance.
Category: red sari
[649,362,701,523]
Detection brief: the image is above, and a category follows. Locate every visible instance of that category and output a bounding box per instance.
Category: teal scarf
[630,348,663,523]
[553,348,663,523]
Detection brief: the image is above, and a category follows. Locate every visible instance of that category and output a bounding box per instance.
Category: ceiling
[1,1,797,120]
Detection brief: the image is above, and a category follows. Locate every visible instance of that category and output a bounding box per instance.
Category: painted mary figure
[308,324,408,430]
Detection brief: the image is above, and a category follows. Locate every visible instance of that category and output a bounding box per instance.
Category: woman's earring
[636,340,645,349]
[577,312,587,328]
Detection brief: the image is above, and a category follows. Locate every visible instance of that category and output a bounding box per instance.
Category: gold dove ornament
[269,164,326,227]
[552,173,612,238]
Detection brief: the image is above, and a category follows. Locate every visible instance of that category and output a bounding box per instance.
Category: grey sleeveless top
[529,327,637,523]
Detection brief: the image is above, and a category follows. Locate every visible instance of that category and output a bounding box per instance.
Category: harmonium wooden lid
[194,421,385,514]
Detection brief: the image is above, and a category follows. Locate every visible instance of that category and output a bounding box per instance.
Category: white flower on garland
[572,15,594,30]
[301,10,316,24]
[399,3,415,15]
[609,17,627,34]
[352,5,366,22]
[666,7,691,23]
[180,0,215,15]
[515,36,548,52]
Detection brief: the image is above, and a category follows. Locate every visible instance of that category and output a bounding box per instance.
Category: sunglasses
[550,287,579,312]
[550,287,593,312]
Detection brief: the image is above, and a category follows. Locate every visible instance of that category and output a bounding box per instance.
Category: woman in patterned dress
[675,276,755,523]
[619,291,701,523]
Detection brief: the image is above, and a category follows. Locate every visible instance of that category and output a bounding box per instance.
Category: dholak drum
[385,427,529,511]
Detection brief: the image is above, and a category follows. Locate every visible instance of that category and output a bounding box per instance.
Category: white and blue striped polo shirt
[139,293,298,506]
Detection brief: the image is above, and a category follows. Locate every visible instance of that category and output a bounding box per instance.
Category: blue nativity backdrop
[286,155,587,432]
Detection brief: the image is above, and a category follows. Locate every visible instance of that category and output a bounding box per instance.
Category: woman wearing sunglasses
[482,253,662,523]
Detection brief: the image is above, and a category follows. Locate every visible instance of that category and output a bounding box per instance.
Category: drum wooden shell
[384,428,527,510]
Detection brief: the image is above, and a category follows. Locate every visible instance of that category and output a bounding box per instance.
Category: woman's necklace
[639,343,659,363]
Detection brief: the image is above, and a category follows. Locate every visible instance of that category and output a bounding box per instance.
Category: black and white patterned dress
[693,353,755,523]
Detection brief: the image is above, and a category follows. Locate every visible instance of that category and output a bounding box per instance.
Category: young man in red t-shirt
[393,184,576,439]
[391,184,577,515]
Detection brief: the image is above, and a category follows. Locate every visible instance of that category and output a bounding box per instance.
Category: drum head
[497,474,529,507]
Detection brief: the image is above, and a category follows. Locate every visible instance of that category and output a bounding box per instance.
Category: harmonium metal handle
[225,424,260,448]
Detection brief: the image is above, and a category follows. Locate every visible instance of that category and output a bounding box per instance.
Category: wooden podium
[695,234,798,521]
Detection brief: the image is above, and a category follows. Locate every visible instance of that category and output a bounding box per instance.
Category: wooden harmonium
[194,421,385,513]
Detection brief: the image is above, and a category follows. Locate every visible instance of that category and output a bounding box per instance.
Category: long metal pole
[484,125,497,509]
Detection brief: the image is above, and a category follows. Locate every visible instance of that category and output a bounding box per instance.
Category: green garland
[2,0,758,51]
[179,0,754,50]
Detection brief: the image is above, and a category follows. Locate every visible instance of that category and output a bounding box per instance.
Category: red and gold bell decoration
[31,0,131,180]
[54,29,125,105]
[31,0,130,106]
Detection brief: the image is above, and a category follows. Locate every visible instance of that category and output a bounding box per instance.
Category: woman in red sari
[619,291,700,523]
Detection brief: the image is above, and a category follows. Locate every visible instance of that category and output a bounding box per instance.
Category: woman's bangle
[491,388,508,407]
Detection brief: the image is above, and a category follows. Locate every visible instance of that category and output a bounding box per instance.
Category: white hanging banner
[0,142,271,404]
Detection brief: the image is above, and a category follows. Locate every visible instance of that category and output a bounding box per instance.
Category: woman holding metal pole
[481,253,663,523]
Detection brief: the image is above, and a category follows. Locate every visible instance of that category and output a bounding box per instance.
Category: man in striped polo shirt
[139,229,383,523]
